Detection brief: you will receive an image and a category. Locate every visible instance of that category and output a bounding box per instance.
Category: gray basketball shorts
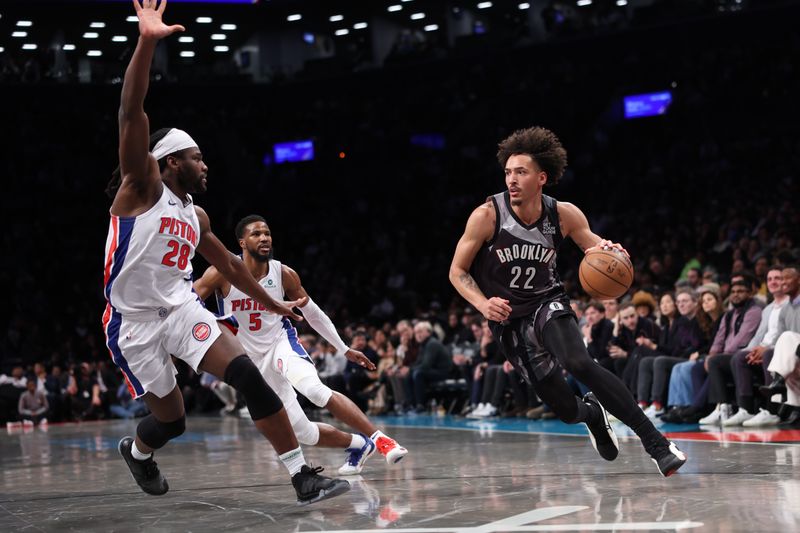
[489,294,575,383]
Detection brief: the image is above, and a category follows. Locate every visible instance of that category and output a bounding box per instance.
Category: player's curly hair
[496,126,568,186]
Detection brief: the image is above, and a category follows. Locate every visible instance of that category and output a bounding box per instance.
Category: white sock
[349,433,368,451]
[280,447,307,477]
[131,441,152,461]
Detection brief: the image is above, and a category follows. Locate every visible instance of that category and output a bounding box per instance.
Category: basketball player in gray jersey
[449,127,686,476]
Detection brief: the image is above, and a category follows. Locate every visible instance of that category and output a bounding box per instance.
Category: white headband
[151,128,199,161]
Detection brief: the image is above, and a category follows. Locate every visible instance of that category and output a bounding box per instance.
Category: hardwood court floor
[2,414,798,532]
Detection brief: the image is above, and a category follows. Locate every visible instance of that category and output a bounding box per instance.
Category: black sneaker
[118,436,169,495]
[582,392,619,461]
[649,440,687,477]
[292,465,350,506]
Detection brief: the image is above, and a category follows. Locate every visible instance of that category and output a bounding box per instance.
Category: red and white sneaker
[373,434,408,465]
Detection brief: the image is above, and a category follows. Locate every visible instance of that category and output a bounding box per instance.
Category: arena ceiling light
[518,2,530,9]
[424,24,439,31]
[477,2,493,8]
[616,0,628,5]
[196,17,212,24]
[63,44,76,51]
[22,43,37,50]
[221,24,237,31]
[0,47,4,53]
[577,0,592,6]
[329,14,344,22]
[90,22,106,28]
[387,5,402,12]
[180,50,195,57]
[12,31,27,37]
[112,35,128,42]
[16,20,32,27]
[287,14,302,22]
[87,50,102,56]
[126,16,138,22]
[178,36,194,43]
[83,32,99,39]
[335,28,349,36]
[410,12,425,20]
[353,22,368,30]
[213,45,229,52]
[211,34,226,40]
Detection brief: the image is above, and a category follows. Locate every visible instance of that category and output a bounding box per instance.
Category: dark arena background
[2,0,800,531]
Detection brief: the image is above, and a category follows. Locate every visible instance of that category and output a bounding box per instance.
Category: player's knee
[297,376,333,408]
[137,414,186,450]
[293,418,320,446]
[223,354,283,420]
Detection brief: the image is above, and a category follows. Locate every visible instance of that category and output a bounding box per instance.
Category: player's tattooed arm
[458,272,479,291]
[450,203,511,322]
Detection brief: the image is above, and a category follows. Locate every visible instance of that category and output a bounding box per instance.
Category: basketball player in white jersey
[449,126,686,476]
[103,0,348,505]
[194,215,408,474]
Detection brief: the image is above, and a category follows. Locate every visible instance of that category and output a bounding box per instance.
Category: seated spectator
[18,379,49,426]
[404,321,453,413]
[109,383,149,420]
[67,362,104,421]
[315,339,348,395]
[637,288,703,416]
[582,301,614,372]
[688,278,762,424]
[611,302,661,392]
[602,298,620,337]
[199,373,238,415]
[343,331,380,411]
[661,284,724,421]
[0,366,28,424]
[366,340,400,416]
[632,290,658,322]
[466,324,507,418]
[767,329,800,428]
[386,322,416,414]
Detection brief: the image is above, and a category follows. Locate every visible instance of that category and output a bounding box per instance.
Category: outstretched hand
[345,349,376,371]
[271,296,307,322]
[133,0,185,41]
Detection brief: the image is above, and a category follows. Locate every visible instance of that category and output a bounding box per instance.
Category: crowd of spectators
[2,4,799,428]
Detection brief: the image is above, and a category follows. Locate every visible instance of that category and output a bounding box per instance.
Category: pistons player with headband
[103,0,348,505]
[194,215,408,475]
[448,126,687,476]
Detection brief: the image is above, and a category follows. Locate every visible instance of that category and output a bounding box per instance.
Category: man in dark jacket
[406,321,453,413]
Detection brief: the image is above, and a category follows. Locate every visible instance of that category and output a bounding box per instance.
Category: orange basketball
[579,247,634,299]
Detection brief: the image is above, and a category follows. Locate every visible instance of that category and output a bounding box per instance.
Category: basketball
[579,247,634,299]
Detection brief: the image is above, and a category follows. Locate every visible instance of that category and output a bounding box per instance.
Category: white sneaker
[699,403,730,425]
[22,420,34,427]
[698,404,722,426]
[467,403,488,418]
[721,409,754,426]
[742,408,780,427]
[643,405,664,418]
[338,435,376,475]
[238,406,250,418]
[483,405,498,417]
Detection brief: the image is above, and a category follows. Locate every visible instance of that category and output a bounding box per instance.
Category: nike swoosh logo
[168,200,177,206]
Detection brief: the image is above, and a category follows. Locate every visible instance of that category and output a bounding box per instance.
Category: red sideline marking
[665,429,800,443]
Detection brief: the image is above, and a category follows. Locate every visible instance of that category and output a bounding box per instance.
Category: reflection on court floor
[2,415,798,531]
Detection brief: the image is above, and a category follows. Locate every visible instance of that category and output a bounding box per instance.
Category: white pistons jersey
[219,259,300,356]
[103,185,200,317]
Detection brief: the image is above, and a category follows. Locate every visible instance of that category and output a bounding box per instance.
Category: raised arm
[449,203,512,322]
[194,206,305,320]
[115,1,185,211]
[558,201,628,256]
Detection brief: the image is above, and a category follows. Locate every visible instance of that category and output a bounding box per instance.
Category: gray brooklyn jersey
[472,191,566,319]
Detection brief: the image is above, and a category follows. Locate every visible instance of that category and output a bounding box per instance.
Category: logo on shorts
[192,322,211,342]
[549,302,564,311]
